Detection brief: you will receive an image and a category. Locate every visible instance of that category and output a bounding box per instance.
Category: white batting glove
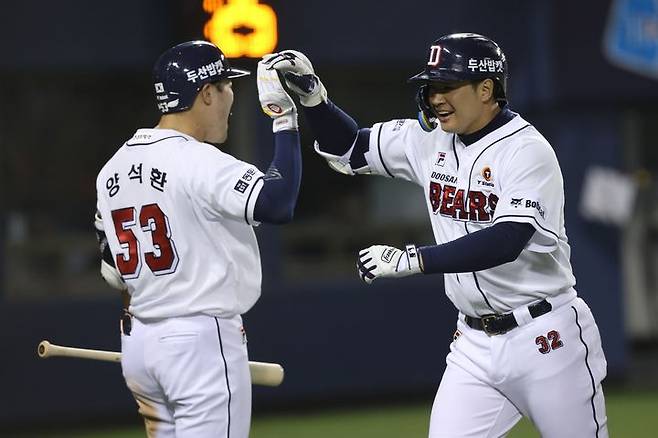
[357,244,422,284]
[257,59,298,132]
[262,50,328,107]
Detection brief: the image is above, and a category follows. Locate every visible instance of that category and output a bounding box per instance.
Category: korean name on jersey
[96,128,265,319]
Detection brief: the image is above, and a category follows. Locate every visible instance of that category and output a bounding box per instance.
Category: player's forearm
[418,222,535,274]
[304,99,370,169]
[253,130,302,224]
[304,99,359,154]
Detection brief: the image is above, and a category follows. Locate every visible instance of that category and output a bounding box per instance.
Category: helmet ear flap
[415,85,437,132]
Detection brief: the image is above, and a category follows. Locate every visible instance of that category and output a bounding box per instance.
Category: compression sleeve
[253,130,302,224]
[418,222,535,274]
[303,100,369,168]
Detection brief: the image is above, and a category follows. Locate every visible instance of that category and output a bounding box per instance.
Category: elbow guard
[313,128,371,175]
[95,210,127,291]
[100,259,127,291]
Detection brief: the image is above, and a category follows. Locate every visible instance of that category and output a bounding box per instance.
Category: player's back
[96,128,264,319]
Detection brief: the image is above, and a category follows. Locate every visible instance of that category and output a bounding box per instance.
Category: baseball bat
[37,340,284,387]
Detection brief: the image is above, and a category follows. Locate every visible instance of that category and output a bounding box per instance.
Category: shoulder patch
[234,180,249,193]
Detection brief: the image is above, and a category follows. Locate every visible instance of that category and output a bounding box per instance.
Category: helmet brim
[226,68,251,79]
[407,69,470,84]
[407,71,431,83]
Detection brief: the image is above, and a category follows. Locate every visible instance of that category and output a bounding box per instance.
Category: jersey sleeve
[363,119,424,185]
[187,145,265,225]
[492,140,563,253]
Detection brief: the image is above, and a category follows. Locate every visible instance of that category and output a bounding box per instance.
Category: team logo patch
[267,103,283,114]
[428,44,442,66]
[481,166,492,181]
[511,198,524,207]
[453,329,461,342]
[240,325,248,344]
[154,82,165,93]
[436,152,446,167]
[234,180,249,193]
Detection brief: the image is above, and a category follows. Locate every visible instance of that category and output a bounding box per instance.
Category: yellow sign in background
[203,0,277,58]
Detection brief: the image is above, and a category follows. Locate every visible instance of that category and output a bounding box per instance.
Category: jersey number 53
[111,203,179,279]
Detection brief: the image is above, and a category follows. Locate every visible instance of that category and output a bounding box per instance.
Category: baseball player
[94,41,301,438]
[263,33,608,437]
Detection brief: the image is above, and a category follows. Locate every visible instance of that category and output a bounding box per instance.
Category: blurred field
[14,389,658,437]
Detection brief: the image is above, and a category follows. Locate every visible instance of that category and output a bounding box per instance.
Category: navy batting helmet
[152,41,250,114]
[408,33,508,131]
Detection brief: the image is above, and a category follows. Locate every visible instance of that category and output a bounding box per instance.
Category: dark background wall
[0,0,651,430]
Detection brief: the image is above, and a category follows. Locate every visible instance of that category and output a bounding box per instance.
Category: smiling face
[427,78,500,135]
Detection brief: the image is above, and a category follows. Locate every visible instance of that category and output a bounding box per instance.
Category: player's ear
[478,79,495,103]
[199,83,214,106]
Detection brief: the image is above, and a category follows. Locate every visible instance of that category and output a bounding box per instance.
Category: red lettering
[440,185,456,217]
[429,182,442,213]
[488,193,499,214]
[452,189,469,220]
[468,191,489,221]
[428,182,500,223]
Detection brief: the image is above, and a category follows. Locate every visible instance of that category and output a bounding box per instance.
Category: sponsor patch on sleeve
[234,180,249,193]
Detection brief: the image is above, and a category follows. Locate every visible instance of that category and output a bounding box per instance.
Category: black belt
[464,299,552,335]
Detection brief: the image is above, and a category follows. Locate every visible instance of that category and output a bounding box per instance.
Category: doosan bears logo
[429,181,498,222]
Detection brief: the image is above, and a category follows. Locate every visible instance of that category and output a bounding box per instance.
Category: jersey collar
[457,107,517,147]
[126,128,194,146]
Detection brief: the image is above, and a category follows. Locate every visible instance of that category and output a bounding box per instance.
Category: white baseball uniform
[319,114,608,437]
[96,127,264,438]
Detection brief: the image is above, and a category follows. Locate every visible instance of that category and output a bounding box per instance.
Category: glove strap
[405,244,421,273]
[300,79,328,107]
[272,112,298,133]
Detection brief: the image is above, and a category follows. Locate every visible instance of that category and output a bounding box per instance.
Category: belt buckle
[481,314,506,336]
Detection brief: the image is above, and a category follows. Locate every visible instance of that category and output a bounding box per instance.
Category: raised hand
[262,50,327,107]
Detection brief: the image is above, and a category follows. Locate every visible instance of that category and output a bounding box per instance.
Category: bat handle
[38,340,51,358]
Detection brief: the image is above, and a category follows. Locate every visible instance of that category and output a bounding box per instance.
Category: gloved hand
[257,58,298,132]
[261,50,328,107]
[357,244,422,284]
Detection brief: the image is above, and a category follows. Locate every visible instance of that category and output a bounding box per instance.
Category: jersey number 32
[111,203,179,279]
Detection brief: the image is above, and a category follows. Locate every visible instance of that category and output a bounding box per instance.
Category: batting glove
[257,59,298,132]
[262,50,328,107]
[357,244,422,284]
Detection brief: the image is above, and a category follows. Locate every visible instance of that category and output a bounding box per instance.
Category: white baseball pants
[121,314,251,438]
[429,297,608,438]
